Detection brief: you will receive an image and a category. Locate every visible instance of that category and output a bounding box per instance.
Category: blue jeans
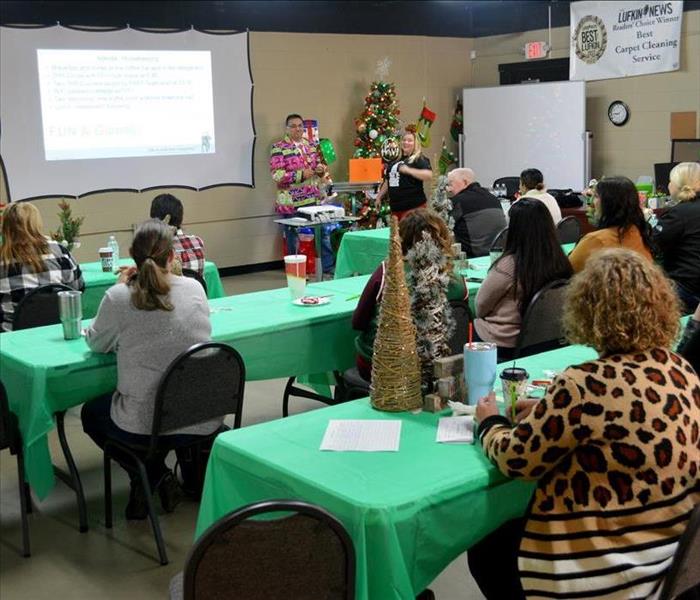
[282,225,335,273]
[81,393,217,488]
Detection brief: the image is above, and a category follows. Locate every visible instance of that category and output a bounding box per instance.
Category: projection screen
[0,26,255,200]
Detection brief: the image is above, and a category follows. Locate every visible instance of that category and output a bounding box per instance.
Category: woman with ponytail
[80,219,219,520]
[653,161,700,313]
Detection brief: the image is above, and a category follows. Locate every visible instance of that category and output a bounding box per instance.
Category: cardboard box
[349,158,383,182]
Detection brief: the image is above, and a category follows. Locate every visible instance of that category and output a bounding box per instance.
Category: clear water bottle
[108,235,120,267]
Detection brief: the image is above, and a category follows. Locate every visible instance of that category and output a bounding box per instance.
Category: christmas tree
[406,230,455,389]
[429,171,455,231]
[353,80,401,159]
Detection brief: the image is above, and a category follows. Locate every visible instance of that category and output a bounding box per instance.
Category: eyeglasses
[287,124,304,129]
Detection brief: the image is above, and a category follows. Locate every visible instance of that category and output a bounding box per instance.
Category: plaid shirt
[0,239,84,332]
[172,230,206,277]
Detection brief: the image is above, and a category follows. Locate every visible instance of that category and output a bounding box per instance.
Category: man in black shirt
[448,168,507,257]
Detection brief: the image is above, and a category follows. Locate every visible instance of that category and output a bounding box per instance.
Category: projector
[296,205,345,222]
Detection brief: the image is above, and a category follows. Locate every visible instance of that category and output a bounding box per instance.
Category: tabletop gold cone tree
[370,216,423,412]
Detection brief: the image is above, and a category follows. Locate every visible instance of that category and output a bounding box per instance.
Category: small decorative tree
[429,172,454,232]
[51,199,84,251]
[405,231,455,389]
[370,216,423,412]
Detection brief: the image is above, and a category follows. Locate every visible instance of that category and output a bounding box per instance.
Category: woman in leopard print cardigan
[471,248,700,600]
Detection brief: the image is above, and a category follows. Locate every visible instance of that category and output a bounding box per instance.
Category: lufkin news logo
[617,2,674,23]
[573,14,607,64]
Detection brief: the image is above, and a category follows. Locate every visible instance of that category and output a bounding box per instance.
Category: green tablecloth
[335,227,575,279]
[80,259,225,318]
[195,343,598,600]
[0,277,367,499]
[335,228,391,279]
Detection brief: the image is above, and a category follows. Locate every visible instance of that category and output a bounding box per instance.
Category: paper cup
[284,254,307,300]
[99,247,113,273]
[500,367,529,420]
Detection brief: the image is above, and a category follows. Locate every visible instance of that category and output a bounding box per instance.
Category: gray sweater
[86,275,220,436]
[474,254,521,348]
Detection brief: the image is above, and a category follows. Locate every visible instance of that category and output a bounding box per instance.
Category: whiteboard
[462,81,586,190]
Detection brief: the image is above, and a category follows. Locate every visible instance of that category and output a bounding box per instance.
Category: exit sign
[525,41,548,59]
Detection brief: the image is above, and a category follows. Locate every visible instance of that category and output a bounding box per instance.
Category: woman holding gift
[376,127,433,220]
[0,201,83,332]
[568,176,654,273]
[470,248,700,599]
[653,161,700,314]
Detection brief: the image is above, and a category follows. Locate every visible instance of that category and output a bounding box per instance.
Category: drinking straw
[468,322,473,348]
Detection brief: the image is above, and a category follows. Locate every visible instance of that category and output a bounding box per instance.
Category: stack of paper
[436,416,474,444]
[320,419,402,452]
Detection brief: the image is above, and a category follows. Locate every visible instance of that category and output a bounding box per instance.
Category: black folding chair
[489,227,508,253]
[556,216,582,244]
[13,283,89,533]
[513,279,570,360]
[493,176,520,200]
[182,269,208,297]
[282,371,347,417]
[0,381,31,557]
[658,504,700,600]
[447,299,472,355]
[176,500,356,600]
[103,342,246,565]
[12,283,73,330]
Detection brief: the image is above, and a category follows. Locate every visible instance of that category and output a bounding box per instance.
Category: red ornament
[354,138,361,147]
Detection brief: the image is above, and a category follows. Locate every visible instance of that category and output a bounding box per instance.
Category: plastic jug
[297,228,316,276]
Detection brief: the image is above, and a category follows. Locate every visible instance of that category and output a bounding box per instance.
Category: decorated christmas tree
[406,230,455,389]
[429,171,455,231]
[370,217,423,412]
[353,59,400,158]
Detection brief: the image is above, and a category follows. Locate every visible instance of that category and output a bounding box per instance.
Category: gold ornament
[370,216,422,412]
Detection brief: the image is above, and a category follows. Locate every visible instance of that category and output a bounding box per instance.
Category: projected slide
[37,49,216,161]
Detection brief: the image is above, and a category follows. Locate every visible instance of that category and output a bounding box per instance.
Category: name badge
[388,162,402,187]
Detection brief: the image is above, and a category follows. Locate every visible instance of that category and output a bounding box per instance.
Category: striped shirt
[479,348,700,599]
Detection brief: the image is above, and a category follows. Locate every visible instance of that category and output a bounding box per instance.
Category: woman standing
[568,176,653,272]
[376,128,433,221]
[0,202,83,332]
[471,248,700,599]
[517,168,561,224]
[81,219,222,519]
[473,199,572,361]
[654,162,700,313]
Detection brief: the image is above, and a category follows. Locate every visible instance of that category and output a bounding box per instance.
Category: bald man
[447,168,506,257]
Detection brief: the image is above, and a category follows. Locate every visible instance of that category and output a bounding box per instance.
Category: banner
[570,1,683,81]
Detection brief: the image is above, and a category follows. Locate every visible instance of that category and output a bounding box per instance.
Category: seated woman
[81,219,221,520]
[473,199,572,361]
[0,202,84,332]
[517,168,561,224]
[352,209,466,381]
[653,161,700,313]
[568,176,653,272]
[150,193,206,277]
[471,248,700,600]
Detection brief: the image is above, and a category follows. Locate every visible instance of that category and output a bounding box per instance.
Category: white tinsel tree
[429,175,455,231]
[405,231,456,390]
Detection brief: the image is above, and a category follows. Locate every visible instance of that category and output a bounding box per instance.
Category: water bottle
[108,235,120,267]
